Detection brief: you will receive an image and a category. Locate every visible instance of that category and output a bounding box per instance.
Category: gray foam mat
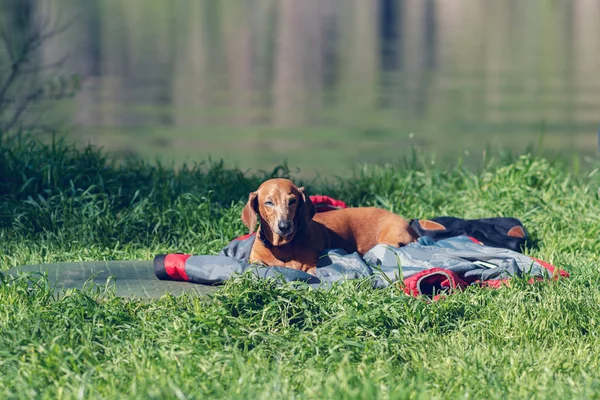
[5,260,219,299]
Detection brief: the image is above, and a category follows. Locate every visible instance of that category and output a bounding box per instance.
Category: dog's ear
[241,191,259,233]
[298,187,315,223]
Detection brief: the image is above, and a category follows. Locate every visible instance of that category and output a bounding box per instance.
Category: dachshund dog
[241,178,418,275]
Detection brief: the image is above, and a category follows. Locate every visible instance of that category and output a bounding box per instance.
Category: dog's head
[241,178,315,246]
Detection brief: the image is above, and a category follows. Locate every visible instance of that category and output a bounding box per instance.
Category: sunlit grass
[1,136,600,399]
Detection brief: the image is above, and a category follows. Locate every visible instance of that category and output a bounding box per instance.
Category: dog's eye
[288,198,297,205]
[264,201,274,207]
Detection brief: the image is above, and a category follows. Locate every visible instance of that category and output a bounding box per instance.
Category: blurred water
[4,0,600,176]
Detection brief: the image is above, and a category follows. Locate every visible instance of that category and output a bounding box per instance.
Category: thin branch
[0,9,77,138]
[0,52,68,77]
[0,21,69,112]
[0,25,15,64]
[0,31,37,108]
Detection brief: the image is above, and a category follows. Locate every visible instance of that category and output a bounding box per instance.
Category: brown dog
[241,178,418,275]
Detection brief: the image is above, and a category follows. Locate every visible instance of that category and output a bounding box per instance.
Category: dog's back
[312,207,417,255]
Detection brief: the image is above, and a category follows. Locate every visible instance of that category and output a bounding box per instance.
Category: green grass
[1,135,600,399]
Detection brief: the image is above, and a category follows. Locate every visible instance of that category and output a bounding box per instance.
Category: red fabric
[232,233,256,242]
[309,195,348,211]
[402,268,467,299]
[164,254,191,281]
[478,278,512,289]
[467,236,484,245]
[531,257,570,278]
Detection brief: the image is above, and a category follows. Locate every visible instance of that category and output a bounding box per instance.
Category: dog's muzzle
[276,220,293,235]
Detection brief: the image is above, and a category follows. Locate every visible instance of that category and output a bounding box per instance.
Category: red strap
[164,254,191,281]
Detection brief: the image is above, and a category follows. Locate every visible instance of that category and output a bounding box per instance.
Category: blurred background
[1,0,599,178]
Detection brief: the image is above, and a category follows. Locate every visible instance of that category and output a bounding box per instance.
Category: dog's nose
[278,220,292,233]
